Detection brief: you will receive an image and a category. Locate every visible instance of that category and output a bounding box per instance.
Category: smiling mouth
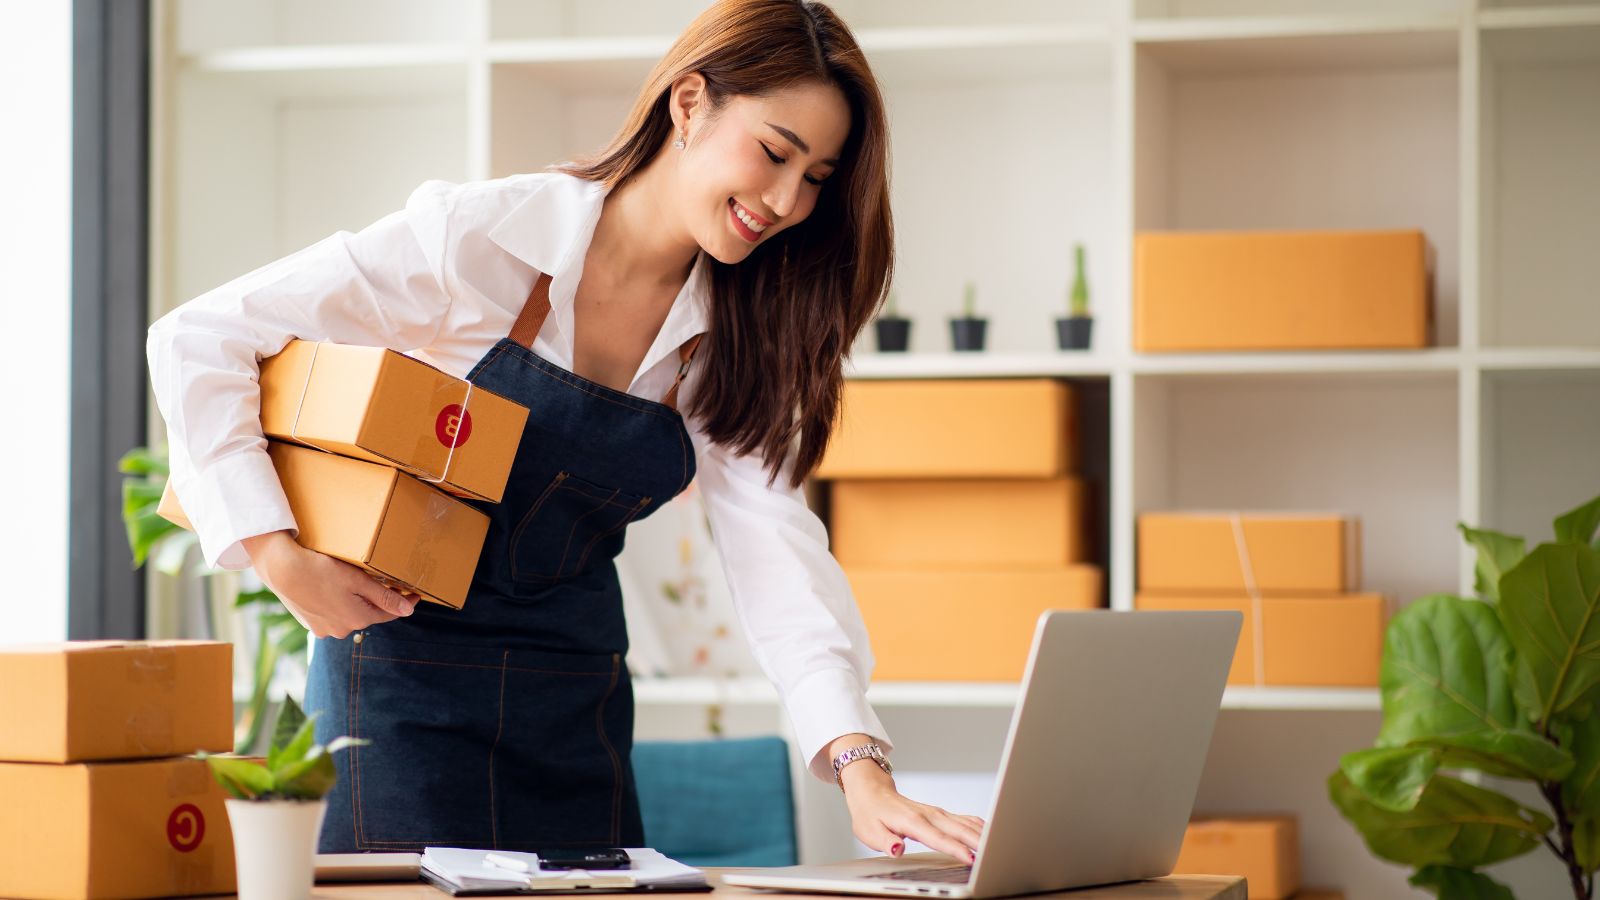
[729,198,770,241]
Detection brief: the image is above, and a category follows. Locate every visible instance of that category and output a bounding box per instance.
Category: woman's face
[675,80,851,265]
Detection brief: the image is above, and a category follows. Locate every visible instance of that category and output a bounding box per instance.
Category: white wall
[0,4,72,643]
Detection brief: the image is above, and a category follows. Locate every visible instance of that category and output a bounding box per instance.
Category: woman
[149,0,984,862]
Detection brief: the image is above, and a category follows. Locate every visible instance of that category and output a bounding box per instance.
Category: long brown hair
[559,0,892,489]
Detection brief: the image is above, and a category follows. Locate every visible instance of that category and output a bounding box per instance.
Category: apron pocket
[510,470,650,583]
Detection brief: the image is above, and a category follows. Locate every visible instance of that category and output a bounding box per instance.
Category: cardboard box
[1135,593,1385,687]
[162,442,490,609]
[832,479,1088,567]
[259,340,529,503]
[1135,229,1430,352]
[1138,513,1360,594]
[1173,815,1300,900]
[847,566,1102,680]
[817,380,1076,479]
[0,757,237,899]
[0,641,232,764]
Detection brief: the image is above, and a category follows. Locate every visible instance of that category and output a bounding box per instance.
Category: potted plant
[121,446,308,755]
[1329,493,1600,900]
[874,291,911,352]
[1056,243,1092,350]
[202,696,367,900]
[950,281,987,352]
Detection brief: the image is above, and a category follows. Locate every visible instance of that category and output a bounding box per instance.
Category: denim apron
[305,270,702,853]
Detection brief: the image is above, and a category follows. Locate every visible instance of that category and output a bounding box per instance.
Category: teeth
[733,202,767,233]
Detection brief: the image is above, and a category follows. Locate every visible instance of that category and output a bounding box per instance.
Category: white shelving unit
[150,1,1600,896]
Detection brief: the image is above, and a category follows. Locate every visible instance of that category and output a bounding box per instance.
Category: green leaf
[324,736,370,755]
[1555,495,1600,547]
[1496,542,1600,729]
[1377,595,1522,746]
[1408,865,1515,900]
[1561,713,1600,824]
[1328,771,1550,869]
[1340,746,1438,812]
[1574,818,1600,874]
[1413,730,1573,783]
[272,696,310,757]
[235,587,280,608]
[203,755,275,800]
[275,749,338,800]
[118,446,169,477]
[1459,525,1527,604]
[269,708,318,775]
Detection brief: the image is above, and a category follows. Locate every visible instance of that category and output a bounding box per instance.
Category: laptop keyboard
[863,865,973,883]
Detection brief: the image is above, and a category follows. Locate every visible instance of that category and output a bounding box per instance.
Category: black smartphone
[535,848,632,870]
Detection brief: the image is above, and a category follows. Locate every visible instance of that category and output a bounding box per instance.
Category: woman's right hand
[242,530,418,638]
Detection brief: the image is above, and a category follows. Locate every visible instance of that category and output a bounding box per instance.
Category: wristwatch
[832,742,893,792]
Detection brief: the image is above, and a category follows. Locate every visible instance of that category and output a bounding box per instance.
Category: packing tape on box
[1228,513,1268,688]
[404,490,454,600]
[289,340,474,490]
[415,377,474,490]
[126,644,179,753]
[166,762,221,891]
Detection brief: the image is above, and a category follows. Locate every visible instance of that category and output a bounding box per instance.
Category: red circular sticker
[166,803,205,852]
[436,404,473,449]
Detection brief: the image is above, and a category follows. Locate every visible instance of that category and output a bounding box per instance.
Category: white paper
[421,847,707,892]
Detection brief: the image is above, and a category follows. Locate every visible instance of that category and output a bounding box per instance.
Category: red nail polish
[890,842,903,858]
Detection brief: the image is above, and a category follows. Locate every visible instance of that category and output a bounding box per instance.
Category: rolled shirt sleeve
[687,419,893,784]
[147,180,460,569]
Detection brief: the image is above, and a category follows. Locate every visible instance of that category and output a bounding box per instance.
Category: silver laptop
[723,609,1241,899]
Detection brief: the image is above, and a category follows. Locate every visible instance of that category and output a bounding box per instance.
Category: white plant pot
[224,797,328,900]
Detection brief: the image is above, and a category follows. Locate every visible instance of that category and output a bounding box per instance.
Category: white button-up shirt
[147,171,889,782]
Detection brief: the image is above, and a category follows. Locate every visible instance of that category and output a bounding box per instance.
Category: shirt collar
[487,173,710,389]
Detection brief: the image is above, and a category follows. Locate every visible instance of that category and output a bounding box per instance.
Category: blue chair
[632,735,798,866]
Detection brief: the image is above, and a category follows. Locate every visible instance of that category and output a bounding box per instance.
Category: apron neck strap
[508,270,706,413]
[509,271,554,350]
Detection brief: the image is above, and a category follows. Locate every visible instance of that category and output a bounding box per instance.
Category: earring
[673,130,686,150]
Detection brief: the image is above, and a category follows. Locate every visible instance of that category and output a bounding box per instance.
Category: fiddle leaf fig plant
[199,696,367,802]
[1331,494,1600,900]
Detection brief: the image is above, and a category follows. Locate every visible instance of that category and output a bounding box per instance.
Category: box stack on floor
[0,641,238,899]
[1135,512,1385,688]
[161,340,530,610]
[817,379,1103,681]
[1171,814,1342,900]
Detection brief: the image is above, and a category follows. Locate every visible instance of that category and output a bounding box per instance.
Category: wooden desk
[300,869,1245,900]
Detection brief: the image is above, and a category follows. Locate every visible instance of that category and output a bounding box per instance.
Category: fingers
[856,820,906,858]
[930,809,984,850]
[358,580,419,618]
[888,811,975,864]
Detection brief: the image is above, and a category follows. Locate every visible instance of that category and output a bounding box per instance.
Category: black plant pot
[1056,316,1093,350]
[874,316,912,352]
[950,317,988,352]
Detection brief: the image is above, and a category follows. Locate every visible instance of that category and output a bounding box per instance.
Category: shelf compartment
[173,0,476,55]
[1134,0,1461,21]
[1132,371,1461,606]
[166,65,468,314]
[1479,368,1600,552]
[1133,31,1461,350]
[1477,23,1600,349]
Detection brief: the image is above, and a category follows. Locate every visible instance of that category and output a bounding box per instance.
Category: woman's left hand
[839,761,986,863]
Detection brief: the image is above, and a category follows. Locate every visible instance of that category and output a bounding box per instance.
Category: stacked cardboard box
[1135,229,1432,352]
[162,340,531,609]
[819,379,1102,681]
[1135,513,1385,687]
[1173,815,1300,899]
[0,641,239,899]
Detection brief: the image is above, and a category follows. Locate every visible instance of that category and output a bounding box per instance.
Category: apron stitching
[553,487,624,575]
[573,498,652,575]
[356,654,614,676]
[509,474,570,581]
[502,342,679,420]
[595,654,623,845]
[352,637,366,850]
[489,649,509,850]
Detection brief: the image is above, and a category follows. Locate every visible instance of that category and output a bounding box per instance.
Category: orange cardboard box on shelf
[0,757,236,899]
[1135,593,1385,687]
[1138,512,1360,595]
[160,442,490,609]
[1173,815,1300,900]
[1134,229,1430,352]
[259,339,529,503]
[831,478,1088,567]
[817,379,1077,479]
[846,566,1102,681]
[0,641,232,764]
